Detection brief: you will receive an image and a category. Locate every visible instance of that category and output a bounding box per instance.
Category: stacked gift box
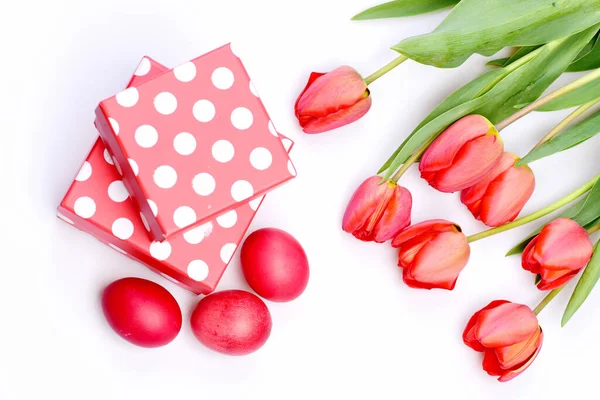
[58,45,296,294]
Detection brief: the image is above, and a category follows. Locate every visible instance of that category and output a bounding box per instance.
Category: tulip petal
[521,237,541,274]
[482,350,504,377]
[474,303,538,348]
[372,185,412,242]
[538,268,579,290]
[460,152,518,219]
[397,231,440,268]
[391,219,457,248]
[420,115,495,174]
[463,300,510,352]
[295,65,370,126]
[478,164,535,227]
[403,231,470,290]
[498,329,543,383]
[301,96,372,134]
[534,218,593,271]
[342,176,385,238]
[430,134,503,193]
[294,71,327,114]
[496,327,542,369]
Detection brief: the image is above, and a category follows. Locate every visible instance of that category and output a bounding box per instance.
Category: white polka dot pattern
[211,140,235,163]
[75,161,92,182]
[212,67,235,89]
[249,147,272,170]
[109,118,120,135]
[220,243,237,264]
[81,49,296,292]
[74,196,96,218]
[174,62,196,82]
[154,166,177,189]
[112,218,134,240]
[193,99,215,122]
[230,107,253,130]
[150,241,172,260]
[154,92,177,115]
[216,210,237,228]
[192,173,216,196]
[187,260,209,281]
[108,180,129,203]
[116,87,139,107]
[231,180,254,202]
[173,132,196,156]
[135,125,158,148]
[173,206,197,228]
[128,159,139,176]
[134,58,151,76]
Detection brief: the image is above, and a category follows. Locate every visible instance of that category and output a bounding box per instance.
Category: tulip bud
[295,66,372,134]
[461,152,535,227]
[342,176,412,243]
[463,300,543,382]
[419,115,504,193]
[522,218,593,290]
[391,219,470,290]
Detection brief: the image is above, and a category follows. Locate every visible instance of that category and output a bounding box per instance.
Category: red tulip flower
[522,218,593,290]
[461,152,535,227]
[419,115,504,193]
[342,176,412,243]
[463,300,543,382]
[391,219,470,290]
[295,66,372,134]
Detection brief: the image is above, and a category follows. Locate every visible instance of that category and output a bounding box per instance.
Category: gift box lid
[95,44,296,241]
[59,56,293,294]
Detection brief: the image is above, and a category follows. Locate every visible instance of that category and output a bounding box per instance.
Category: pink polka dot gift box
[95,44,296,242]
[57,55,294,294]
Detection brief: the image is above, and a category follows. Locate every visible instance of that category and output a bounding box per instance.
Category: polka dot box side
[57,55,294,295]
[95,44,297,242]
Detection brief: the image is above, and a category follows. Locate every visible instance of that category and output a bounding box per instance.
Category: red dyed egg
[190,290,272,355]
[241,228,309,302]
[101,277,182,348]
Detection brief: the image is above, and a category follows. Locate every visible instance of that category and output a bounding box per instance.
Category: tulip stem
[496,68,600,132]
[533,287,564,316]
[466,173,600,243]
[364,55,409,86]
[390,137,434,183]
[531,96,600,150]
[587,222,600,235]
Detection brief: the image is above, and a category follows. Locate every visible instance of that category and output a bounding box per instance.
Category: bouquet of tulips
[296,0,600,382]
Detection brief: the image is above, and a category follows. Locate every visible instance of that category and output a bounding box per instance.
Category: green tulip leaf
[537,77,600,111]
[486,58,509,68]
[380,26,598,178]
[517,109,600,165]
[567,32,600,72]
[562,238,600,326]
[392,0,600,68]
[377,68,506,174]
[506,177,600,256]
[535,274,542,285]
[352,0,459,20]
[478,28,599,123]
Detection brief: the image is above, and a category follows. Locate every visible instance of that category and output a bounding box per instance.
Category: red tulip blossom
[522,218,593,290]
[463,300,543,382]
[342,176,412,243]
[461,152,535,227]
[391,219,470,290]
[419,115,504,193]
[295,66,371,133]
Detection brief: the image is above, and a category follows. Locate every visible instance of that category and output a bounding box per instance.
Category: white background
[1,1,599,399]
